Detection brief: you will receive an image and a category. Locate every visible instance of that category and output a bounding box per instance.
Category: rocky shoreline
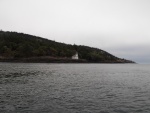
[0,56,135,63]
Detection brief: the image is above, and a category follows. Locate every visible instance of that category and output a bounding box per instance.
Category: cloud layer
[0,0,150,63]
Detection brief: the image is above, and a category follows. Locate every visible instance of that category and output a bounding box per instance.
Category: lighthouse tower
[72,52,79,60]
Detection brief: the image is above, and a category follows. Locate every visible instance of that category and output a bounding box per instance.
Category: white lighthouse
[72,52,79,60]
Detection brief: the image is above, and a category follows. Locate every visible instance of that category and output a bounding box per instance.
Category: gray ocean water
[0,63,150,113]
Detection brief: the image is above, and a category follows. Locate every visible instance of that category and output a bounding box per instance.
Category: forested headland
[0,30,134,63]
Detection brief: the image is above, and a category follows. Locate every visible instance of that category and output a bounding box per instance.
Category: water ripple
[0,63,150,113]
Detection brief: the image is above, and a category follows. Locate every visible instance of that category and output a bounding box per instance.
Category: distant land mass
[0,30,134,63]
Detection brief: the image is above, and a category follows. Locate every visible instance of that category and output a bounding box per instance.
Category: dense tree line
[0,31,132,62]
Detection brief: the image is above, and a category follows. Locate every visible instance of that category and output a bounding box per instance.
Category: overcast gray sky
[0,0,150,63]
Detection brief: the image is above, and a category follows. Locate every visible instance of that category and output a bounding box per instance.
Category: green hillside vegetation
[0,30,134,63]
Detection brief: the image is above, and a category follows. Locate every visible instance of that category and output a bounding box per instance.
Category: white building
[72,52,79,60]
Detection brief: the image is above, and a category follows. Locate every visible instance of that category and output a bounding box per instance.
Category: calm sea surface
[0,63,150,113]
